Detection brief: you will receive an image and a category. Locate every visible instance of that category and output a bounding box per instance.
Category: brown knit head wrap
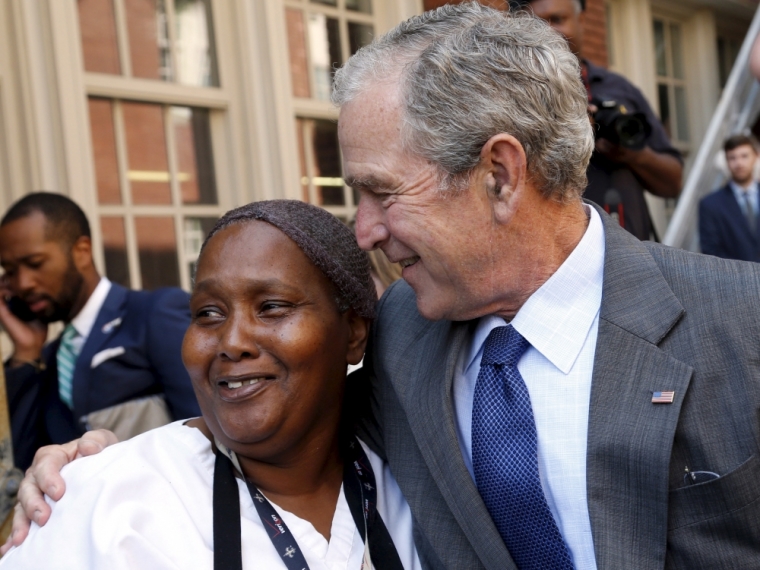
[200,200,376,319]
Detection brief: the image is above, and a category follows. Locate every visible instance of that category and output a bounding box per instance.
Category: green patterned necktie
[57,324,80,409]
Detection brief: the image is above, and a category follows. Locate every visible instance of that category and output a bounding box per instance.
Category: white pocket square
[91,346,126,369]
[101,317,122,334]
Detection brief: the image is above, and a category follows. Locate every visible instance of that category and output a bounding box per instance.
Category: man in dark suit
[335,4,760,568]
[699,134,760,261]
[0,193,199,469]
[7,5,760,568]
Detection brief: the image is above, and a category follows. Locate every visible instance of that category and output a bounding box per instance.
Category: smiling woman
[0,200,421,570]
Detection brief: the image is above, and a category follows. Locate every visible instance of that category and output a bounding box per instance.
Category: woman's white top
[0,421,421,570]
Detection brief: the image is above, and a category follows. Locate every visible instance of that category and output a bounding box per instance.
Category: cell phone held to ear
[5,296,38,322]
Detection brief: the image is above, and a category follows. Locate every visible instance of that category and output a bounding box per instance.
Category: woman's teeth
[226,379,261,389]
[400,256,419,268]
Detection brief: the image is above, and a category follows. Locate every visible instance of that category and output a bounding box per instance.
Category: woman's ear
[345,310,370,365]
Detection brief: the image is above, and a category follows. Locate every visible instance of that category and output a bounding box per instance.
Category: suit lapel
[587,208,693,569]
[71,284,129,415]
[395,319,516,570]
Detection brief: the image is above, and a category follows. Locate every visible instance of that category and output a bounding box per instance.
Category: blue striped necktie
[472,325,574,570]
[742,191,757,235]
[57,324,80,409]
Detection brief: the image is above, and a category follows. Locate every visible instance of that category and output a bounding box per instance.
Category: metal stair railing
[663,6,760,251]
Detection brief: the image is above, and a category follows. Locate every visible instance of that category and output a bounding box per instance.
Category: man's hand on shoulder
[0,429,118,555]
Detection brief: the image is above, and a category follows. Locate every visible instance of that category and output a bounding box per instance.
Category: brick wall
[422,0,608,67]
[582,0,608,67]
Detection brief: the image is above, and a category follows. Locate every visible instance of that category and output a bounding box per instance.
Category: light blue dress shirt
[453,206,605,570]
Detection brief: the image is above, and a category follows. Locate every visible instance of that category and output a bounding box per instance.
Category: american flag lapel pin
[652,391,675,404]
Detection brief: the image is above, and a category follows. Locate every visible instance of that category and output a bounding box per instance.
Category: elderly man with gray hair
[9,3,760,569]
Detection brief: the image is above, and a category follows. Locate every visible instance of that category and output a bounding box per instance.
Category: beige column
[608,0,684,238]
[608,0,657,105]
[0,0,71,207]
[379,0,424,34]
[683,8,720,169]
[220,0,298,205]
[47,0,99,236]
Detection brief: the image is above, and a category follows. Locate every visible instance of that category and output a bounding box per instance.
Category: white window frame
[652,15,690,152]
[0,0,422,292]
[280,0,421,221]
[48,0,237,292]
[283,0,378,221]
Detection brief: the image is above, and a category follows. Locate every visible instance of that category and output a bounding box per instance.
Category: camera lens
[615,116,647,150]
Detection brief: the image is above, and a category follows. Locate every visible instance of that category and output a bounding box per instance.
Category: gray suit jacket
[354,207,760,569]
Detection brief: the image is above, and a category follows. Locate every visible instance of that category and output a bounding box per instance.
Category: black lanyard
[212,436,405,570]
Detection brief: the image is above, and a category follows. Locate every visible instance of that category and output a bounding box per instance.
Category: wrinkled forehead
[338,83,409,181]
[338,80,403,133]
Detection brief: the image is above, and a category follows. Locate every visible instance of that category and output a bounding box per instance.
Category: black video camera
[590,98,652,151]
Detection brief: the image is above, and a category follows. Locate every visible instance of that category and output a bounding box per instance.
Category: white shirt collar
[70,277,112,339]
[464,206,605,375]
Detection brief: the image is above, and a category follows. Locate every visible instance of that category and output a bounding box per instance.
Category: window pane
[88,98,121,204]
[174,0,219,87]
[311,0,337,6]
[348,22,373,56]
[675,86,689,141]
[309,14,341,101]
[78,0,121,74]
[135,216,180,289]
[717,38,727,87]
[719,38,741,88]
[172,106,217,205]
[670,23,683,80]
[295,118,310,202]
[658,83,671,139]
[346,0,372,14]
[312,119,343,205]
[123,102,172,205]
[100,216,130,287]
[125,0,172,81]
[184,217,217,279]
[286,9,311,98]
[298,118,343,206]
[653,20,667,77]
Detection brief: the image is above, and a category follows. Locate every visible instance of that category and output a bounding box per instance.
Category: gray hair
[332,2,594,201]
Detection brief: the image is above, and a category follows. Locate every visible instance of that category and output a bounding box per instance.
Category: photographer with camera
[522,0,683,240]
